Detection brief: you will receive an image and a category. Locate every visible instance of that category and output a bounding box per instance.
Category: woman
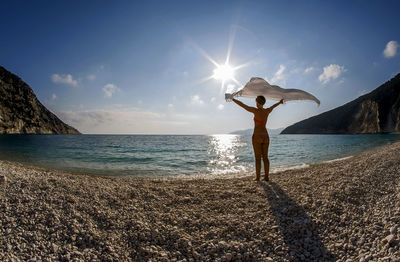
[233,96,284,181]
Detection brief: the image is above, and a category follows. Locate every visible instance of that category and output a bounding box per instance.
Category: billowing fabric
[226,77,320,105]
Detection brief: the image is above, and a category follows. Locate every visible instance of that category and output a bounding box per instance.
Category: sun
[192,26,251,91]
[213,64,235,81]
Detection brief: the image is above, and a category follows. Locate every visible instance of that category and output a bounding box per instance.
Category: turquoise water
[0,134,398,178]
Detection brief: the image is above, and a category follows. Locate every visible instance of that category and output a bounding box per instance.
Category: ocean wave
[322,156,353,163]
[270,163,310,173]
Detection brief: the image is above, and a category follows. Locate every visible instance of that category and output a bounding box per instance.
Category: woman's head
[256,96,266,108]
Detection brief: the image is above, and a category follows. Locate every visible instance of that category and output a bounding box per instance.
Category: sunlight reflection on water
[207,135,249,175]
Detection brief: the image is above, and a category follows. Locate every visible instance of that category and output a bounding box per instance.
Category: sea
[0,134,399,179]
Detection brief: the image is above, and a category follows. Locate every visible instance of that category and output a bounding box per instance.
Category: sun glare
[213,64,235,81]
[192,26,250,91]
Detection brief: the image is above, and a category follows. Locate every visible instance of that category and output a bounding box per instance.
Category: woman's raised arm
[232,98,256,113]
[268,99,284,112]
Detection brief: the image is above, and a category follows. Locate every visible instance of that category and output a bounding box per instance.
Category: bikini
[253,117,266,125]
[252,118,269,142]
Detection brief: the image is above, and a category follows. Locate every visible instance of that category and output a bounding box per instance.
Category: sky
[1,0,400,134]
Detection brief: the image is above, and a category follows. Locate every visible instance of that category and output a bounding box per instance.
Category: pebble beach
[1,142,400,262]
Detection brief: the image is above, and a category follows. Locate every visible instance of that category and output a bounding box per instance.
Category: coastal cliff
[281,73,400,134]
[0,66,80,134]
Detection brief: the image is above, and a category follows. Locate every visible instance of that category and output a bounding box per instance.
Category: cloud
[87,74,96,81]
[304,67,315,73]
[168,103,174,108]
[210,97,216,102]
[58,109,160,133]
[190,95,204,105]
[271,65,286,84]
[217,104,224,110]
[103,83,118,98]
[290,68,302,74]
[59,109,162,125]
[51,74,78,87]
[51,94,57,100]
[57,108,189,134]
[383,40,398,58]
[318,64,346,84]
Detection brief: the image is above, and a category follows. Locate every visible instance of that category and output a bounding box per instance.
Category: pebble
[0,142,400,261]
[382,234,395,245]
[51,243,58,253]
[390,225,397,235]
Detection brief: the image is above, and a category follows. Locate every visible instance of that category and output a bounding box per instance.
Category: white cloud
[51,94,57,100]
[271,65,286,85]
[318,64,346,84]
[168,103,174,108]
[304,67,315,73]
[290,68,302,74]
[210,97,216,102]
[51,74,78,87]
[190,95,204,105]
[58,109,160,133]
[103,83,118,98]
[87,74,96,81]
[225,84,236,94]
[383,40,398,58]
[57,108,190,134]
[217,104,224,110]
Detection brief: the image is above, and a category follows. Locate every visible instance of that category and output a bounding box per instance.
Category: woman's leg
[252,138,262,181]
[261,140,270,180]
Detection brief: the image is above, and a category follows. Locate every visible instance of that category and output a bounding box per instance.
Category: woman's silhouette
[233,96,283,181]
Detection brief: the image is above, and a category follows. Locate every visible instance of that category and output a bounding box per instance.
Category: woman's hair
[256,95,266,105]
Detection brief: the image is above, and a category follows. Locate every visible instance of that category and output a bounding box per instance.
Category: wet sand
[1,142,400,261]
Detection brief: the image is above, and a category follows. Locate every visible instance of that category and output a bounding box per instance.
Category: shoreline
[0,140,391,180]
[0,154,367,181]
[1,142,400,261]
[0,133,399,179]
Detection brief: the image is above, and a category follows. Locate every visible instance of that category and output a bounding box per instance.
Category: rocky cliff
[281,73,400,134]
[0,66,80,134]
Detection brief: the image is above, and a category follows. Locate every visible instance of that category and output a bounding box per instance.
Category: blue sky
[1,0,399,134]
